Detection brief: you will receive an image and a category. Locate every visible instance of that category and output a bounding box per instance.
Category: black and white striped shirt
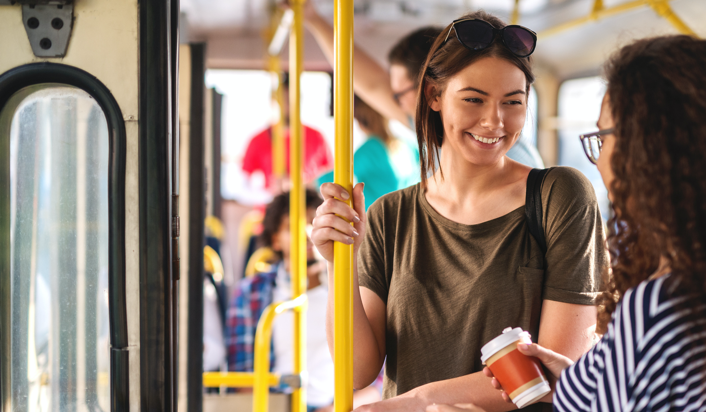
[555,275,706,411]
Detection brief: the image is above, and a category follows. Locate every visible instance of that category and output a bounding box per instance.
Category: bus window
[7,85,111,411]
[557,76,611,221]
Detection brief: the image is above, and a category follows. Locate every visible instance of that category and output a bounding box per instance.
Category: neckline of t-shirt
[416,183,525,232]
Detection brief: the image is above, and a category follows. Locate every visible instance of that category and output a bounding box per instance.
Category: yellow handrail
[203,371,280,388]
[253,295,308,412]
[288,1,307,412]
[537,0,698,39]
[333,0,354,411]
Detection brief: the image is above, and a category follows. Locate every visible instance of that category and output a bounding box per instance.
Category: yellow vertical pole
[289,0,307,412]
[333,0,354,411]
[271,57,286,179]
[511,0,520,25]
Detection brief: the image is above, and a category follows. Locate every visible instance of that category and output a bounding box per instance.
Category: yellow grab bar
[333,0,354,411]
[203,371,279,388]
[253,295,308,412]
[288,1,308,412]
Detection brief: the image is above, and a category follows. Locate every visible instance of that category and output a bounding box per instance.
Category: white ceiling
[181,0,706,79]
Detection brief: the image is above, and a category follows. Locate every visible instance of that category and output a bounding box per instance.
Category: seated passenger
[300,1,544,168]
[226,189,380,411]
[312,10,609,412]
[241,74,333,194]
[317,96,420,211]
[449,35,706,412]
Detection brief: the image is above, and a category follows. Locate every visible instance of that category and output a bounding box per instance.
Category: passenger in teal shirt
[318,97,419,211]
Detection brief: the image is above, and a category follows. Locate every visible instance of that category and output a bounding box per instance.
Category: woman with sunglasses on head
[312,10,608,412]
[441,35,706,412]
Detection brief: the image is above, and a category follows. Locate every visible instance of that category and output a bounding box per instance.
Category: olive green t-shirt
[358,167,608,407]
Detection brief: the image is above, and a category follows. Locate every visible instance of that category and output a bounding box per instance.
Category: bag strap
[525,168,550,254]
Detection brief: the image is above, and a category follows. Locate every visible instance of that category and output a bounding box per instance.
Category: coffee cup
[480,327,551,408]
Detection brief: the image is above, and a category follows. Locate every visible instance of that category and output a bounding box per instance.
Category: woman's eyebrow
[457,86,525,97]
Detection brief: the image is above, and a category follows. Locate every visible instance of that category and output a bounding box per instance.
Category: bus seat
[244,247,276,277]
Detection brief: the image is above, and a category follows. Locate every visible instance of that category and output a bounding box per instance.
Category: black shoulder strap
[525,168,550,254]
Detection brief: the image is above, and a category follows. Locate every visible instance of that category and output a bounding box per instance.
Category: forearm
[402,371,517,412]
[325,261,384,388]
[353,386,382,409]
[304,13,407,125]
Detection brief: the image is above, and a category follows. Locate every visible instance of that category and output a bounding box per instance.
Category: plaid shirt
[226,268,278,372]
[226,263,385,394]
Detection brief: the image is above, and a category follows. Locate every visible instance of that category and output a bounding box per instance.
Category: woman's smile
[467,132,503,146]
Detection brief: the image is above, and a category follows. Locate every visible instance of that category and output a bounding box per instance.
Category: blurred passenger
[312,10,608,412]
[317,96,420,211]
[226,189,380,411]
[241,73,333,194]
[450,35,706,412]
[300,1,544,168]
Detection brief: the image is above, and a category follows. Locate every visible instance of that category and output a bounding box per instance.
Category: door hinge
[0,0,75,57]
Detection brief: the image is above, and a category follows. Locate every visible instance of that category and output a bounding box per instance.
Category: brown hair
[388,26,444,85]
[354,95,393,146]
[259,188,323,260]
[597,36,706,335]
[415,10,535,185]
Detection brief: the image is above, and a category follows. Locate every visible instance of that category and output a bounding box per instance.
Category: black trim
[170,0,181,406]
[0,62,128,411]
[187,42,206,412]
[211,89,223,219]
[139,0,176,410]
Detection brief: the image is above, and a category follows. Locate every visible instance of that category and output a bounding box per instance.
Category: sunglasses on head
[443,19,537,58]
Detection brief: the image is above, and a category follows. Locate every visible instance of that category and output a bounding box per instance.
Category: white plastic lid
[480,327,530,364]
[513,380,551,408]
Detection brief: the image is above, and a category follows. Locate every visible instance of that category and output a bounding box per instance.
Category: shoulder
[235,270,277,297]
[366,184,418,219]
[303,125,325,140]
[541,166,599,216]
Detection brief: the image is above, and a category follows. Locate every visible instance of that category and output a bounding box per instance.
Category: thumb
[517,343,571,378]
[352,182,366,220]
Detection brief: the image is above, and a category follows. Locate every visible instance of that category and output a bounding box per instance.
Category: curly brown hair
[596,35,706,333]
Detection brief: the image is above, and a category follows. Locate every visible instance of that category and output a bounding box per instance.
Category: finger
[313,214,359,238]
[319,182,351,201]
[312,227,354,246]
[316,198,361,224]
[482,366,494,378]
[490,377,502,390]
[352,182,366,221]
[502,392,512,404]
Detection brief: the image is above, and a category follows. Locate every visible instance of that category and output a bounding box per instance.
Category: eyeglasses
[392,84,417,104]
[579,128,614,165]
[443,19,537,58]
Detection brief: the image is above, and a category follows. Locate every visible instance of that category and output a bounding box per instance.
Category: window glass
[557,77,611,221]
[8,85,110,411]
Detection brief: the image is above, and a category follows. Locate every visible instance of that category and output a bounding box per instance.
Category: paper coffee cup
[481,327,551,408]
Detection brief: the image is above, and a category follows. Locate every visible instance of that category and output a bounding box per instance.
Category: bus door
[0,1,183,411]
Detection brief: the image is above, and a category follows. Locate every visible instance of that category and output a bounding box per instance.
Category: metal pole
[333,0,354,411]
[289,1,307,412]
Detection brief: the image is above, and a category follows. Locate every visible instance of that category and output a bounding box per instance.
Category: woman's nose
[479,104,503,130]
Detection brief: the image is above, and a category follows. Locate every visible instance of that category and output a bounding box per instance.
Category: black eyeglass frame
[579,128,614,165]
[443,18,538,58]
[392,84,417,104]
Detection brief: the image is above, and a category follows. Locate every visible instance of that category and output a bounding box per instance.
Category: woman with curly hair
[449,35,706,412]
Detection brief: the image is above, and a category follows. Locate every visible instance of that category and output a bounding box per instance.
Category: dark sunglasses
[443,19,537,58]
[579,128,614,165]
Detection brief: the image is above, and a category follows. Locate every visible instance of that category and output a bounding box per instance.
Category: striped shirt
[555,275,706,411]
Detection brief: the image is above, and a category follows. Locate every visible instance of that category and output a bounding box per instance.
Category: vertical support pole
[289,1,307,412]
[333,0,354,411]
[511,0,521,25]
[270,55,286,180]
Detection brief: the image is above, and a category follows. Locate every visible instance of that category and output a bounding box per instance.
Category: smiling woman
[311,9,609,412]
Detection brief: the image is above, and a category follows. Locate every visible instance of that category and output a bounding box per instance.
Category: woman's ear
[425,82,442,112]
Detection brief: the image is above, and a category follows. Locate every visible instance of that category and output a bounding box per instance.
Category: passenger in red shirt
[241,73,332,192]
